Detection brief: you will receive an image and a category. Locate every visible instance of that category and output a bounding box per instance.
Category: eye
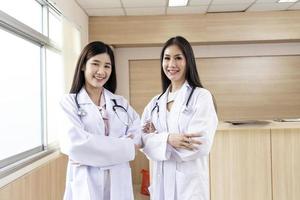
[164,56,170,60]
[175,56,183,60]
[91,62,99,66]
[105,65,111,68]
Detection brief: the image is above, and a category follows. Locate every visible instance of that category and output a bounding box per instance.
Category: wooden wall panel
[89,11,300,46]
[198,56,300,120]
[271,128,300,200]
[209,129,272,200]
[129,56,300,120]
[129,59,161,115]
[0,154,68,200]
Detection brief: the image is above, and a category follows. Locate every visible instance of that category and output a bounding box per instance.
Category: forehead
[88,53,111,63]
[164,45,183,55]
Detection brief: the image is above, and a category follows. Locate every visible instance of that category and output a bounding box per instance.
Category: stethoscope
[150,86,195,116]
[74,93,132,132]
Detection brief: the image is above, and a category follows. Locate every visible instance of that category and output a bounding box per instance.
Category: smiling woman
[59,41,142,200]
[141,36,218,200]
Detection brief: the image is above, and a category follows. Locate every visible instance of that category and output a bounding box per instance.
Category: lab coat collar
[168,80,192,93]
[76,87,121,105]
[165,81,191,131]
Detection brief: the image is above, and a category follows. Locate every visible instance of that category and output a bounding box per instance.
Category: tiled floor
[134,184,150,200]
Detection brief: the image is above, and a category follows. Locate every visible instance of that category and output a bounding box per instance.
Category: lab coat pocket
[70,165,91,200]
[110,121,128,137]
[178,108,196,132]
[175,170,202,200]
[110,166,134,200]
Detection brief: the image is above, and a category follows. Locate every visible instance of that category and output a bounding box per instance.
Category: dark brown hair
[70,41,116,94]
[160,36,203,92]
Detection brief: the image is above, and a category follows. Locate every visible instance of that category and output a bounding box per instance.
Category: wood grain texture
[210,129,272,200]
[129,56,300,120]
[198,55,300,120]
[0,154,68,200]
[89,11,300,46]
[271,128,300,200]
[129,59,161,115]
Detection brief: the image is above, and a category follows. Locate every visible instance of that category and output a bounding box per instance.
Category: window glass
[49,10,62,46]
[46,49,64,144]
[0,28,42,160]
[0,0,42,33]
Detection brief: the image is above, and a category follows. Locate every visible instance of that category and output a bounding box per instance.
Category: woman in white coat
[142,36,218,200]
[59,41,141,200]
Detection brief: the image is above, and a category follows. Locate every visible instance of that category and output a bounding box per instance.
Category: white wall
[50,0,88,46]
[49,0,88,91]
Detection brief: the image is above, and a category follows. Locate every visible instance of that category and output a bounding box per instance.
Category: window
[49,10,62,46]
[46,49,64,144]
[0,0,68,171]
[0,28,42,161]
[0,0,42,33]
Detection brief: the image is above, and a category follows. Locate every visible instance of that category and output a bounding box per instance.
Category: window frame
[0,0,63,177]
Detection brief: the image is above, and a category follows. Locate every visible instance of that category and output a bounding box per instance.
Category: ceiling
[75,0,300,16]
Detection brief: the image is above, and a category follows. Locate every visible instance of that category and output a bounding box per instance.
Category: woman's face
[162,44,187,84]
[83,53,112,90]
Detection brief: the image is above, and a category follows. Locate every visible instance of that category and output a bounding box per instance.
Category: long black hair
[160,36,217,111]
[69,41,116,94]
[160,36,203,92]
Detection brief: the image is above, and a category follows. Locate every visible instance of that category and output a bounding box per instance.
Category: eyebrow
[91,59,111,65]
[164,53,183,57]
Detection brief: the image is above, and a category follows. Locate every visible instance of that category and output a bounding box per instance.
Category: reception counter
[210,121,300,200]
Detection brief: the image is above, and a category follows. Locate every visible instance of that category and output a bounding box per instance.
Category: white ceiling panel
[209,3,251,12]
[288,2,300,9]
[247,2,293,11]
[125,7,165,16]
[255,0,278,3]
[122,0,167,8]
[167,6,208,14]
[189,0,212,6]
[76,0,299,16]
[212,0,255,5]
[76,0,122,8]
[86,8,125,16]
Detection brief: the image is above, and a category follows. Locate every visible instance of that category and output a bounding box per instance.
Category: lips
[94,75,106,81]
[167,68,179,75]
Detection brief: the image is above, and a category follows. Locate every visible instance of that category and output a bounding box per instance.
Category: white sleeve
[171,91,218,162]
[123,101,142,146]
[141,99,171,161]
[58,96,135,167]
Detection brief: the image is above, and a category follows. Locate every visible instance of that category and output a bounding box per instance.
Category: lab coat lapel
[103,88,123,112]
[103,89,124,137]
[168,82,190,133]
[77,87,105,135]
[158,88,169,132]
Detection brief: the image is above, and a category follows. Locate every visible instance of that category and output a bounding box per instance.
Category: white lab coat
[142,81,218,200]
[59,87,141,200]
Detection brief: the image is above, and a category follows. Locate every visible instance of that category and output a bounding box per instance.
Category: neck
[170,80,185,92]
[84,85,103,106]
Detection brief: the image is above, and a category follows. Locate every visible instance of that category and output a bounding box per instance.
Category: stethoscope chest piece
[77,108,87,117]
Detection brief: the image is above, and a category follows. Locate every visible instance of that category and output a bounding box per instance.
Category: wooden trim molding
[89,11,300,47]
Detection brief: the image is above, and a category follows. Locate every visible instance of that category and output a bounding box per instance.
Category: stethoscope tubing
[74,93,131,129]
[151,86,195,115]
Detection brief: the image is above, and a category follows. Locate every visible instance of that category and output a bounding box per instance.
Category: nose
[96,66,105,75]
[169,58,176,67]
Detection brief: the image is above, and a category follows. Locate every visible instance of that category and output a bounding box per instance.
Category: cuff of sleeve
[161,132,171,160]
[126,138,136,161]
